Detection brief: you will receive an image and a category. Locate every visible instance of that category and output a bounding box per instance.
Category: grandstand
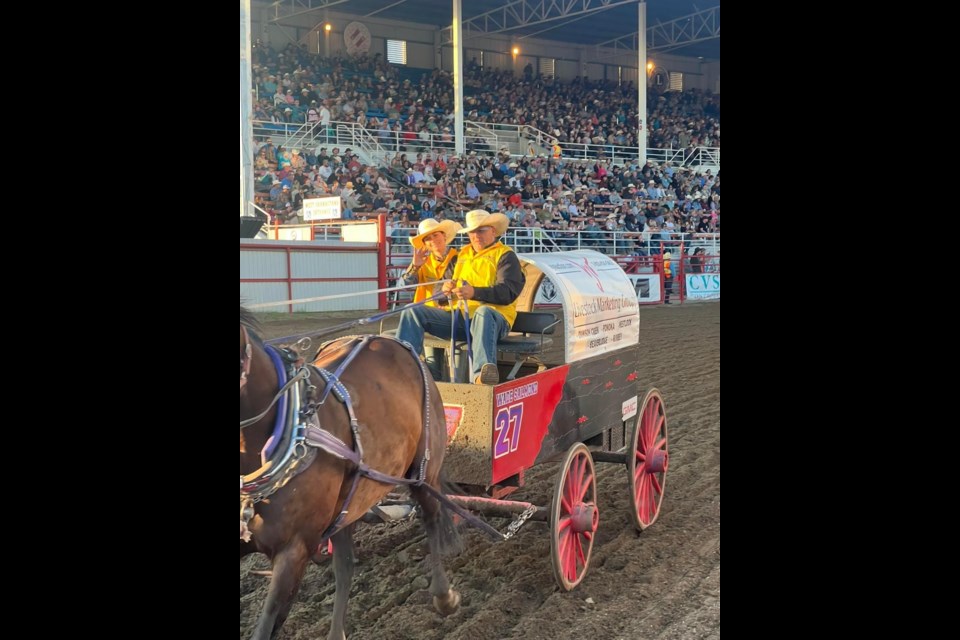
[240,0,719,280]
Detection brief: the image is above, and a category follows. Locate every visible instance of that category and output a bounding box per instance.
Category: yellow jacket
[411,249,458,305]
[452,242,521,327]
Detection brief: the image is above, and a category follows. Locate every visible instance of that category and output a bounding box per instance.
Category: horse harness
[239,335,435,545]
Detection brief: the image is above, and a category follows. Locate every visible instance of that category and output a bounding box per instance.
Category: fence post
[377,214,388,311]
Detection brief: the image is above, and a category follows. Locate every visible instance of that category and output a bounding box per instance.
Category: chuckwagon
[431,250,670,590]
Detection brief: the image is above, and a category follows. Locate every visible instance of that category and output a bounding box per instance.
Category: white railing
[385,229,719,257]
[252,119,719,170]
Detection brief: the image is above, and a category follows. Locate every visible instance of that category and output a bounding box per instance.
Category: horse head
[239,305,278,467]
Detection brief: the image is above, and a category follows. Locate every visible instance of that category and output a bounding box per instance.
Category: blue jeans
[396,305,509,382]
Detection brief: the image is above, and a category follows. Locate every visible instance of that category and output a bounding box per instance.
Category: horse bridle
[240,325,253,392]
[239,326,311,431]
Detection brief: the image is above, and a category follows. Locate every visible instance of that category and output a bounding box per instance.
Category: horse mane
[240,302,262,334]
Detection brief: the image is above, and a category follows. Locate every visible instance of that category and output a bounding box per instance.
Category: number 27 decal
[494,403,523,459]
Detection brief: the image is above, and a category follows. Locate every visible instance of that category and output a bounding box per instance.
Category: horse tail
[411,465,464,559]
[431,466,464,557]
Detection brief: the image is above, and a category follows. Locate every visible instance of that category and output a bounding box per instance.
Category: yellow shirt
[451,242,519,327]
[412,249,457,305]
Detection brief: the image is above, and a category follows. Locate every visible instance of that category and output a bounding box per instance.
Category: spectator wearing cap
[648,181,665,200]
[690,247,705,274]
[269,180,283,202]
[262,75,278,98]
[272,184,293,214]
[340,182,359,220]
[465,180,480,202]
[662,251,673,304]
[358,184,375,209]
[290,149,306,170]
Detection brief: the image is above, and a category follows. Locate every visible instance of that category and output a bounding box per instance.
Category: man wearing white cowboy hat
[396,209,524,385]
[400,218,463,379]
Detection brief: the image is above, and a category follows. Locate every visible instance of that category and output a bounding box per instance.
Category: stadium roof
[259,0,720,61]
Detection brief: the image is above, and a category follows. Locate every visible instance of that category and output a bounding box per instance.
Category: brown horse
[240,305,461,640]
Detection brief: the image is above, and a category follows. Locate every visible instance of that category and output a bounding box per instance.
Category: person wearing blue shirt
[466,181,480,200]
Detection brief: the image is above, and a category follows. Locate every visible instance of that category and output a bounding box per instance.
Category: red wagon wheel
[627,388,669,531]
[550,442,599,591]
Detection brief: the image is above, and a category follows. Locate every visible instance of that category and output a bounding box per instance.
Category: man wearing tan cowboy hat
[400,218,463,380]
[396,209,524,385]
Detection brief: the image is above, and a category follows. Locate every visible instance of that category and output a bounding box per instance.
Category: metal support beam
[241,0,255,218]
[441,0,637,44]
[637,1,646,165]
[595,6,720,59]
[453,0,465,156]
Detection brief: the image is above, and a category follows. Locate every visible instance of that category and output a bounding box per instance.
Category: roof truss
[441,0,638,44]
[595,6,719,58]
[266,0,355,23]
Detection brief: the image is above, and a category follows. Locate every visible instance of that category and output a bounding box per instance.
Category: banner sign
[520,251,639,363]
[685,274,720,299]
[627,274,661,305]
[303,196,341,221]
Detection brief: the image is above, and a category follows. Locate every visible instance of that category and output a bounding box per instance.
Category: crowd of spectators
[252,135,719,256]
[247,42,719,256]
[249,42,719,155]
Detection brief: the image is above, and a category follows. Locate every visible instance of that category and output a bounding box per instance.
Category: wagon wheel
[550,442,599,591]
[627,388,669,531]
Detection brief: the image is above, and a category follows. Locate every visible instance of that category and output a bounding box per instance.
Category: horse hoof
[433,589,461,616]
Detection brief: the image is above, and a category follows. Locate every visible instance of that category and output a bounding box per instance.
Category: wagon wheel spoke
[627,389,668,532]
[551,443,597,591]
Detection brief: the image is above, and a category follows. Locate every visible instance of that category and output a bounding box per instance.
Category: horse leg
[327,525,356,640]
[410,485,461,616]
[250,543,308,640]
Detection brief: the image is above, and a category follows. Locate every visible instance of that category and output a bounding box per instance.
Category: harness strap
[316,335,373,460]
[306,336,434,544]
[303,425,501,542]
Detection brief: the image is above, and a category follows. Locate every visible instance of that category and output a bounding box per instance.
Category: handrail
[384,228,719,257]
[252,118,719,169]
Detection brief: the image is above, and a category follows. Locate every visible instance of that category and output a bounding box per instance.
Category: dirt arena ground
[241,300,720,639]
